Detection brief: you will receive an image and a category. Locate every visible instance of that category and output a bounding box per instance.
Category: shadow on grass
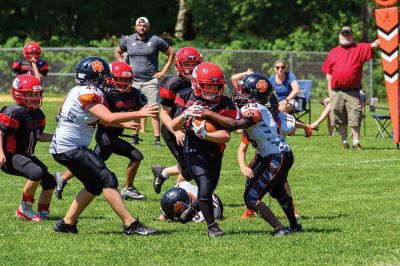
[300,213,349,220]
[97,229,179,236]
[228,228,340,235]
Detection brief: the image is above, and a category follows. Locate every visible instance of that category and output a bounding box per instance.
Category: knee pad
[197,181,213,201]
[40,172,57,190]
[129,149,143,162]
[98,168,118,189]
[27,166,46,182]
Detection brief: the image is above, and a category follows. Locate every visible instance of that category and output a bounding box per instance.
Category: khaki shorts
[329,90,362,127]
[133,78,160,104]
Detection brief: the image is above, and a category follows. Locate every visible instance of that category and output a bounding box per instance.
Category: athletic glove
[192,120,207,139]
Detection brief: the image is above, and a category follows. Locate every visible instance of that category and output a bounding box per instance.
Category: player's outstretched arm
[202,109,251,131]
[38,132,53,142]
[87,102,159,126]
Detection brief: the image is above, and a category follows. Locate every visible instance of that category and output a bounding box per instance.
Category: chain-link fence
[0,47,382,102]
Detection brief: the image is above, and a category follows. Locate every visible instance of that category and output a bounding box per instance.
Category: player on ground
[0,74,56,222]
[151,47,203,194]
[53,61,149,201]
[200,73,302,236]
[12,41,48,82]
[50,56,158,235]
[159,181,223,222]
[171,62,237,237]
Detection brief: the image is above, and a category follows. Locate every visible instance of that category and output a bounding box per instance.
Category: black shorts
[52,147,117,196]
[1,153,56,190]
[94,131,143,162]
[161,125,189,179]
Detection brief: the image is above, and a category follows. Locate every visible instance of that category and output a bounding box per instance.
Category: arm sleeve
[173,95,185,118]
[12,61,21,75]
[321,51,333,74]
[37,61,49,76]
[79,89,104,108]
[288,72,297,83]
[156,36,169,53]
[0,108,20,135]
[119,36,128,52]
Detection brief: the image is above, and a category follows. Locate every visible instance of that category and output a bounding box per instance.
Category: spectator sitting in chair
[268,59,300,113]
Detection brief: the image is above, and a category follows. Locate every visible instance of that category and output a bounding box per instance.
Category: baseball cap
[135,17,150,27]
[339,26,353,35]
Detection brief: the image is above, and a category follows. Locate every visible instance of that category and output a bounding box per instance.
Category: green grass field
[0,98,399,265]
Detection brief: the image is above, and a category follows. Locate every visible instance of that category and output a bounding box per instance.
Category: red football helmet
[109,61,135,92]
[12,74,43,110]
[191,62,225,102]
[175,47,203,80]
[23,41,41,62]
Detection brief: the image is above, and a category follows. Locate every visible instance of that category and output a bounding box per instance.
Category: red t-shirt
[321,43,372,89]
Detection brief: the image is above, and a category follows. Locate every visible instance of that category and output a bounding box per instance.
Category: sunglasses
[275,66,285,70]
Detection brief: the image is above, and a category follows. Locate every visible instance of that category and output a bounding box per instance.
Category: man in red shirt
[321,26,379,149]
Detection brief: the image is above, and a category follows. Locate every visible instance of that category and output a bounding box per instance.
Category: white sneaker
[16,202,42,222]
[120,187,147,200]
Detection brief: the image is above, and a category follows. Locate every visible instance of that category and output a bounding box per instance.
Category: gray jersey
[50,85,104,154]
[241,103,290,157]
[119,33,169,81]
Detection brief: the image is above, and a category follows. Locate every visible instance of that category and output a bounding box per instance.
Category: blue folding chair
[370,97,391,138]
[294,80,312,124]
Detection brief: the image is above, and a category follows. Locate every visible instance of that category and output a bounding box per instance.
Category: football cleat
[241,208,255,220]
[54,219,78,234]
[151,165,167,194]
[16,202,42,222]
[123,219,158,235]
[121,186,147,200]
[53,172,67,200]
[207,223,224,237]
[290,224,303,233]
[38,210,50,220]
[272,227,291,237]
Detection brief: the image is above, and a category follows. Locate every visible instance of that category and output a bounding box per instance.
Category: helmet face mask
[175,47,203,80]
[76,56,111,89]
[192,62,225,102]
[109,61,134,92]
[23,42,41,62]
[12,74,43,110]
[160,187,192,221]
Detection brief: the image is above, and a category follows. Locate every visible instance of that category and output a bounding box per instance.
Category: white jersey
[240,103,290,157]
[276,112,296,140]
[50,85,104,154]
[176,181,222,223]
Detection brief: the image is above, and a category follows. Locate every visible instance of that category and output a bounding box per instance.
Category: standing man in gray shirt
[114,17,174,146]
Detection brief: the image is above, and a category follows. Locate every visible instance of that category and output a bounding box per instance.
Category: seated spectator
[268,59,299,113]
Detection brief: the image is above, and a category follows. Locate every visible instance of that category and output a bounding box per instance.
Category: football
[192,117,220,133]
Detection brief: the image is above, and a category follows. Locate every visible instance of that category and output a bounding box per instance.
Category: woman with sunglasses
[268,59,300,113]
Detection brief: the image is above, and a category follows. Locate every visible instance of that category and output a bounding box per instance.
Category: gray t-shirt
[120,33,169,81]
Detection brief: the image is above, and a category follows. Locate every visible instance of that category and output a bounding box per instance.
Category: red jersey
[0,105,45,155]
[321,43,372,89]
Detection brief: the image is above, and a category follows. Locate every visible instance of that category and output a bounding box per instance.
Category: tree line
[0,0,378,51]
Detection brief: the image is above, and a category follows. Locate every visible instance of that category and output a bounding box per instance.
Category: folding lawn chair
[370,97,391,139]
[294,80,312,124]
